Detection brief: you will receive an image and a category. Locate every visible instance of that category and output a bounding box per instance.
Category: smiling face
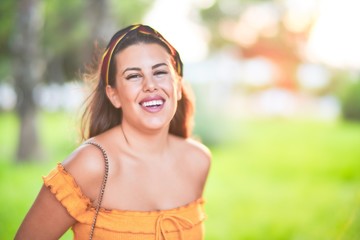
[106,43,182,132]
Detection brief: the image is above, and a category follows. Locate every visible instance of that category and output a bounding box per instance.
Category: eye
[154,71,168,77]
[125,74,142,81]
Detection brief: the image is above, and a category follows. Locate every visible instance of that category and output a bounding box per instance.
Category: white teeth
[142,100,164,107]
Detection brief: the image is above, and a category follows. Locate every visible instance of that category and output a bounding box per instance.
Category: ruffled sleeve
[43,163,95,224]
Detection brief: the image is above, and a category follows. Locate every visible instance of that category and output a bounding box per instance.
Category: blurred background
[1,0,360,239]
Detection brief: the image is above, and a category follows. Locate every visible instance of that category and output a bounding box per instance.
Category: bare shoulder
[172,135,212,175]
[171,136,211,196]
[61,140,106,201]
[184,137,212,164]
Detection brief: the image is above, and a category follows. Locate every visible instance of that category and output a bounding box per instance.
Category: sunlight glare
[307,0,360,69]
[283,0,318,33]
[143,0,209,63]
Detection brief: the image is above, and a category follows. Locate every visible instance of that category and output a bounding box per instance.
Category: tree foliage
[0,0,153,83]
[0,1,16,82]
[0,0,152,162]
[199,0,269,50]
[341,78,360,121]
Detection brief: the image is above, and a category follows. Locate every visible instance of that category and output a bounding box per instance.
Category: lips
[142,99,164,107]
[139,96,165,112]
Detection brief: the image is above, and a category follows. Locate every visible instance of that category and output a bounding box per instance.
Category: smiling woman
[15,24,211,240]
[107,43,182,132]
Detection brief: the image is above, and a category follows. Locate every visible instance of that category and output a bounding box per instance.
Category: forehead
[115,43,172,68]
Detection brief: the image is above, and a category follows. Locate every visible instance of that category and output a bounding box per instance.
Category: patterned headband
[100,24,183,85]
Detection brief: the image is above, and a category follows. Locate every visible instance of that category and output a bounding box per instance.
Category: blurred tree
[42,0,88,83]
[340,77,360,122]
[1,0,153,84]
[200,0,305,91]
[42,0,153,83]
[0,0,16,81]
[240,24,301,91]
[199,0,266,50]
[42,0,106,83]
[110,0,153,27]
[6,0,152,162]
[11,0,44,161]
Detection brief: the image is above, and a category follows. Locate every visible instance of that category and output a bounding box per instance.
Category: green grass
[0,111,77,239]
[1,112,360,239]
[204,119,360,240]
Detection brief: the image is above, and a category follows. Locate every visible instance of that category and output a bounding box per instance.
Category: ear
[105,85,122,108]
[176,78,182,101]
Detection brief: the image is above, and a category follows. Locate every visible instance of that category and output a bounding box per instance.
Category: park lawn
[205,119,360,239]
[1,112,360,239]
[0,112,77,239]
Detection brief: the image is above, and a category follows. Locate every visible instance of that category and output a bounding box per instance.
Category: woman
[15,24,211,240]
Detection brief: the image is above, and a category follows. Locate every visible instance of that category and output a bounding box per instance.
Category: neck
[119,122,170,155]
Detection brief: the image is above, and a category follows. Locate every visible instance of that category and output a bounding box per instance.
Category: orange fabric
[43,164,206,240]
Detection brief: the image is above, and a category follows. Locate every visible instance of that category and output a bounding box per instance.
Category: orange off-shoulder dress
[43,164,206,240]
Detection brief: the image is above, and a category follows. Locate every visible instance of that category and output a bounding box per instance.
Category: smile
[141,99,164,107]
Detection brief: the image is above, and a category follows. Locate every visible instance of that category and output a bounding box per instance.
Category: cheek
[118,84,142,103]
[161,80,178,98]
[162,75,179,91]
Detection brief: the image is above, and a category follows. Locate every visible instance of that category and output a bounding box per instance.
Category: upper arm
[194,141,212,189]
[185,138,212,194]
[15,185,76,240]
[15,143,106,240]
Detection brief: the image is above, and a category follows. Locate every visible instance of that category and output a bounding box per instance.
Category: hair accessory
[100,24,182,86]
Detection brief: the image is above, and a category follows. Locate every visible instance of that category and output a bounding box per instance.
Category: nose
[142,75,157,92]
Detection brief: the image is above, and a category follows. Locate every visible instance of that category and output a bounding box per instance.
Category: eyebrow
[122,67,141,75]
[122,63,168,75]
[152,63,168,69]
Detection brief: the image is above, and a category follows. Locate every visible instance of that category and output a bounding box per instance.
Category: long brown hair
[80,24,194,140]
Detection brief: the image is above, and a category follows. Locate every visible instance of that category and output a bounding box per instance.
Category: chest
[100,158,198,211]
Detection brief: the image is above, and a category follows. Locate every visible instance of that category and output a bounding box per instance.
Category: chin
[142,119,171,131]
